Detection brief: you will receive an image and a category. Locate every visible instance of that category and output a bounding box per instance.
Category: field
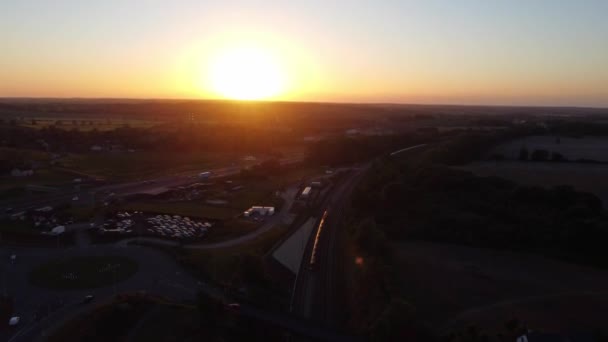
[19,117,159,131]
[490,135,608,161]
[129,304,200,342]
[60,151,239,181]
[0,147,78,198]
[392,241,608,334]
[48,296,158,342]
[29,256,138,290]
[460,161,608,205]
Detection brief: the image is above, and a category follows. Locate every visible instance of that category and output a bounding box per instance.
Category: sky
[1,0,607,107]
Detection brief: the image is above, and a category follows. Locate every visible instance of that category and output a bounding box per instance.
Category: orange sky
[1,1,607,107]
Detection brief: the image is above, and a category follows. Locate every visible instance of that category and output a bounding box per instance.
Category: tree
[370,299,431,342]
[551,151,564,162]
[530,149,549,161]
[196,291,225,338]
[518,146,529,161]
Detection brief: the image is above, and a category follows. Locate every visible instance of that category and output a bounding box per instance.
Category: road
[2,155,303,216]
[2,239,357,342]
[115,184,299,250]
[1,244,200,342]
[2,147,432,341]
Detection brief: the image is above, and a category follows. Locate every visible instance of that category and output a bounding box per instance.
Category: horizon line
[0,96,607,111]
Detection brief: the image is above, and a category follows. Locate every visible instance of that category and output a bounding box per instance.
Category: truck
[199,171,212,180]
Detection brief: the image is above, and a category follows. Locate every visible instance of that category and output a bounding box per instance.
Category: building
[243,206,275,217]
[311,181,322,188]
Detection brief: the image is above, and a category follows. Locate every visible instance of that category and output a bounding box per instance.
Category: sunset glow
[207,45,286,100]
[1,1,607,106]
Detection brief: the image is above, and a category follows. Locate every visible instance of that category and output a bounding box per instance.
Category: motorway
[1,148,428,341]
[0,153,367,341]
[1,155,303,217]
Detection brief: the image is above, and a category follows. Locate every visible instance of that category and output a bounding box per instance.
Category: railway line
[291,166,368,328]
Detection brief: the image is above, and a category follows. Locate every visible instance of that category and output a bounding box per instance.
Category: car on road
[81,295,95,304]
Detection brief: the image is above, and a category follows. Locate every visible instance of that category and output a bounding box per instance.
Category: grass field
[460,161,608,205]
[29,256,138,290]
[48,296,157,342]
[129,304,200,342]
[60,152,236,180]
[19,118,159,131]
[182,224,289,284]
[392,241,608,334]
[0,147,77,193]
[490,135,608,161]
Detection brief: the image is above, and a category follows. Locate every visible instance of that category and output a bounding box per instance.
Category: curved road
[115,185,299,250]
[2,244,201,342]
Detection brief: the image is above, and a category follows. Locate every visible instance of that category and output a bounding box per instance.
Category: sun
[207,45,286,100]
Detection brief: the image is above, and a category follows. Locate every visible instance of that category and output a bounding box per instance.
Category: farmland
[490,135,608,161]
[392,241,608,334]
[460,161,608,205]
[460,135,608,206]
[59,151,240,181]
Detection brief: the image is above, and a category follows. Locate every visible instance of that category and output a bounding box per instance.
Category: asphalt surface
[1,244,200,342]
[2,155,304,216]
[0,154,382,341]
[115,184,300,250]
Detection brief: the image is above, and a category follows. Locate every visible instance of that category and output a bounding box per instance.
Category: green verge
[29,256,138,290]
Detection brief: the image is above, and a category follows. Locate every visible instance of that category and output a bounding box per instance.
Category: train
[309,210,329,268]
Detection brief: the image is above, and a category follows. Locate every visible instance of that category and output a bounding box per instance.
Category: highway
[1,155,303,216]
[0,146,426,341]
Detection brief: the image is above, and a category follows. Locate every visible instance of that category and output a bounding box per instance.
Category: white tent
[51,226,66,235]
[9,317,20,326]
